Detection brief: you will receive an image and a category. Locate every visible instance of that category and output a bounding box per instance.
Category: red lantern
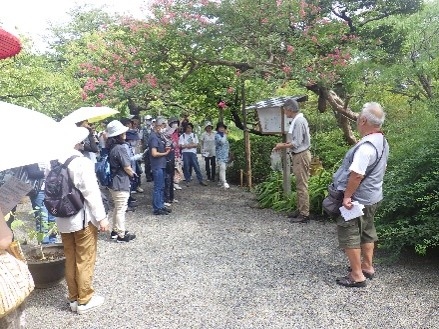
[0,28,22,60]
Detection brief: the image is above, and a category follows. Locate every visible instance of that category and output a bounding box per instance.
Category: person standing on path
[149,117,172,215]
[179,123,208,187]
[215,122,230,189]
[200,122,216,181]
[106,120,137,242]
[55,127,110,314]
[332,102,389,288]
[273,98,311,223]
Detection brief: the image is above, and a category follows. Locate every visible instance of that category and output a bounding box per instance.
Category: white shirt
[349,143,376,175]
[179,133,198,154]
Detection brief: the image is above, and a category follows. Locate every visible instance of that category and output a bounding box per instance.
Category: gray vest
[332,133,389,205]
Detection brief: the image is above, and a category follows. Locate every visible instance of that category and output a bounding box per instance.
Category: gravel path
[18,181,439,329]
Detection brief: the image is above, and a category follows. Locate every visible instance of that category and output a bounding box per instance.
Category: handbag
[0,241,35,318]
[322,183,344,218]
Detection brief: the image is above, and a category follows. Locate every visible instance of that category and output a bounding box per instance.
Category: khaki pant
[291,150,311,216]
[109,189,129,235]
[61,224,98,305]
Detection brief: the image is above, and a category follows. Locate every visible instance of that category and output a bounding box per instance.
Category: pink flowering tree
[75,0,421,141]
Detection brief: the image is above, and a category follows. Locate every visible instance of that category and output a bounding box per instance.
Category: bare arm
[123,165,136,178]
[273,142,293,150]
[342,171,364,209]
[151,147,170,158]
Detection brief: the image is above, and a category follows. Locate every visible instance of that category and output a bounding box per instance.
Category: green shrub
[255,169,333,215]
[228,134,279,184]
[375,108,439,257]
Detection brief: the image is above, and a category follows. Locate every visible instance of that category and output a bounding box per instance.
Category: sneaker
[199,181,208,186]
[172,199,179,203]
[77,295,105,315]
[136,186,144,193]
[223,183,230,189]
[116,232,136,243]
[162,207,172,213]
[111,230,129,239]
[128,196,137,202]
[153,209,169,215]
[174,184,182,190]
[164,202,171,207]
[126,207,136,212]
[69,300,78,312]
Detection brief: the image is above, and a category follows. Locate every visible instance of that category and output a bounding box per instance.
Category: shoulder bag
[0,241,35,318]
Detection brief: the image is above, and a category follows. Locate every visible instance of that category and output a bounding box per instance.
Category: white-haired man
[333,102,389,287]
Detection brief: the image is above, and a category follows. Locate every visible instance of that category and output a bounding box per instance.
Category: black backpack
[44,156,84,217]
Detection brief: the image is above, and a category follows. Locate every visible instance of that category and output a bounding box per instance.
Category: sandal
[336,276,367,288]
[347,267,375,280]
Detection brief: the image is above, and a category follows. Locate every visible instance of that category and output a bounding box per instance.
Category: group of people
[274,99,389,288]
[0,99,389,328]
[1,112,231,325]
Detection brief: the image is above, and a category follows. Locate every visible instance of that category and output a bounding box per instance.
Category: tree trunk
[308,85,358,145]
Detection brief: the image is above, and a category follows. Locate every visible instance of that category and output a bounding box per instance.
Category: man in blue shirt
[148,118,171,215]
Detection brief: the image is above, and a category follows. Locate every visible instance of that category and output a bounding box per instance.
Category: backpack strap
[62,155,86,230]
[62,155,79,168]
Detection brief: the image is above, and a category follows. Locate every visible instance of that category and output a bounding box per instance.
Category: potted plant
[9,210,66,289]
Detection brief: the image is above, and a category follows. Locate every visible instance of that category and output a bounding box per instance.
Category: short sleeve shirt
[149,131,167,170]
[349,143,377,175]
[109,144,131,191]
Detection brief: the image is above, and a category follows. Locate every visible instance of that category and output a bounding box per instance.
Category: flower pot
[25,243,65,289]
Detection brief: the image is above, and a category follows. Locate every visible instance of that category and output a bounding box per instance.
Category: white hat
[204,121,213,129]
[106,120,129,137]
[145,114,152,120]
[59,124,90,146]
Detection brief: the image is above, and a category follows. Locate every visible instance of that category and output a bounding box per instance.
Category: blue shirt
[148,132,167,170]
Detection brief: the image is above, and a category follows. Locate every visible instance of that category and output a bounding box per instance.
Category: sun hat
[62,126,89,146]
[204,121,213,129]
[106,120,129,137]
[145,114,152,120]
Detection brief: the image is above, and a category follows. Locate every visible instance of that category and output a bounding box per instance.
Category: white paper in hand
[339,201,365,221]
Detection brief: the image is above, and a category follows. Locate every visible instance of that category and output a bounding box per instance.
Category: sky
[0,0,150,51]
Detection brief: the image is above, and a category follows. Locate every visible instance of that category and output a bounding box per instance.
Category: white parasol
[0,101,88,171]
[60,106,119,124]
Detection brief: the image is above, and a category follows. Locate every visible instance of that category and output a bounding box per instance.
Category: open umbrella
[60,106,119,124]
[0,101,87,171]
[0,28,21,60]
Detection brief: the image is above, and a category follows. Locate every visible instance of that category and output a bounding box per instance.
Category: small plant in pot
[9,210,66,289]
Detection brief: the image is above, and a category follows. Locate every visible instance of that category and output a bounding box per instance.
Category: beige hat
[204,121,213,129]
[106,120,129,137]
